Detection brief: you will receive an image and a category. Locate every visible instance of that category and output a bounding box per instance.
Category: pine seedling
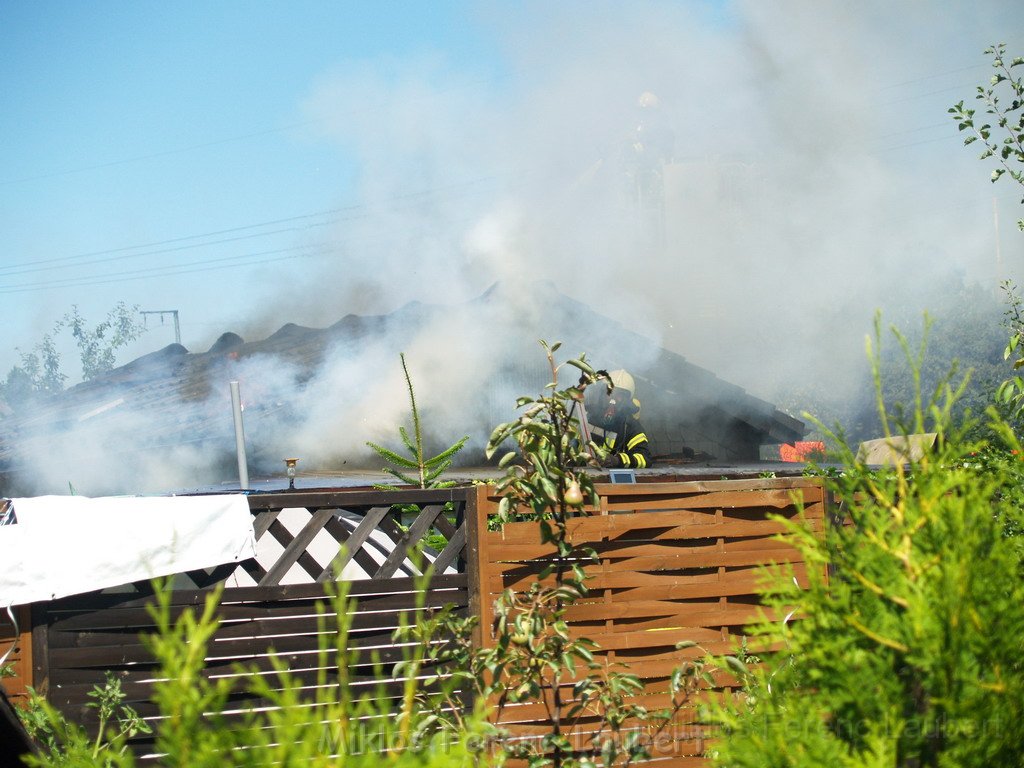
[366,353,468,490]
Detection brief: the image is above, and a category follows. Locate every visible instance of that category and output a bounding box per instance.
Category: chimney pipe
[229,381,249,490]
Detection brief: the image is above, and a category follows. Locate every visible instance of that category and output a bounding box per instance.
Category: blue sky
[2,1,1023,396]
[1,1,507,368]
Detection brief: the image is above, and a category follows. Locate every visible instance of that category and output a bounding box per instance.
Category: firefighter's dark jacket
[593,417,652,469]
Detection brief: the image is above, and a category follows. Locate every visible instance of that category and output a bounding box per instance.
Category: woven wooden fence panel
[470,477,826,768]
[22,480,826,766]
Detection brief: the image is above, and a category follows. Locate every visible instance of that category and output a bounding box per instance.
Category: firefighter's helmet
[603,369,642,421]
[607,369,635,396]
[637,91,660,109]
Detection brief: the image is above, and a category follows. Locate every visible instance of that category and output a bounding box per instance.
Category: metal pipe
[230,381,249,489]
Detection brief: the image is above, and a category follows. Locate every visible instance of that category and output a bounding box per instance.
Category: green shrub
[22,578,490,768]
[477,341,713,768]
[706,320,1024,767]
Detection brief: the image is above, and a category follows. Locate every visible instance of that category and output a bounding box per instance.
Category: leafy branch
[21,671,151,766]
[474,341,710,768]
[1,302,147,409]
[949,42,1024,229]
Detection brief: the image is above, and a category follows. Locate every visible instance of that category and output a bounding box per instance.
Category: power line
[0,224,332,278]
[0,206,348,274]
[877,63,988,91]
[0,243,332,295]
[0,174,507,278]
[873,132,961,153]
[873,122,951,140]
[879,81,984,106]
[0,119,325,186]
[0,210,482,294]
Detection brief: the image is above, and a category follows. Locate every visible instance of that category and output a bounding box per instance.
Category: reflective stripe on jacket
[595,417,652,469]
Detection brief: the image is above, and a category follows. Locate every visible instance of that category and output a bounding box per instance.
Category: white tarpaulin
[0,495,257,607]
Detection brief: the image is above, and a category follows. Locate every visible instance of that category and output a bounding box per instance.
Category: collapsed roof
[0,281,803,495]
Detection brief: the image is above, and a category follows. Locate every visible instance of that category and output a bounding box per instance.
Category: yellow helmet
[608,369,635,396]
[607,370,641,419]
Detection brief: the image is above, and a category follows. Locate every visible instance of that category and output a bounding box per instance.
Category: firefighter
[586,369,652,469]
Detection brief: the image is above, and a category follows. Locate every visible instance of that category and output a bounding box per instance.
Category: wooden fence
[1,604,32,705]
[27,487,473,757]
[471,477,826,767]
[8,477,828,765]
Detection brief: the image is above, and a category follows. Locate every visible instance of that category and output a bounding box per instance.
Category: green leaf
[723,655,749,677]
[486,424,512,456]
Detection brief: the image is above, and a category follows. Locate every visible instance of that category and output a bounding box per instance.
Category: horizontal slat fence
[29,488,476,758]
[471,477,826,768]
[41,574,470,756]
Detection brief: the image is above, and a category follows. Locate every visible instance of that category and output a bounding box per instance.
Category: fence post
[0,605,33,703]
[464,484,493,651]
[30,603,48,697]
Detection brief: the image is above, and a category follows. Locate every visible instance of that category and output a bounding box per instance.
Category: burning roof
[0,282,803,496]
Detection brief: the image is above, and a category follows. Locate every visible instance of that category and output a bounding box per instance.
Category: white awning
[0,495,256,607]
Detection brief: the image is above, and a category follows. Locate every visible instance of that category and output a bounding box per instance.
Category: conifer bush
[706,319,1024,767]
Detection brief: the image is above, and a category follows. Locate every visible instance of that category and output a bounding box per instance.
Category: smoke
[283,0,1022,394]
[5,0,1024,495]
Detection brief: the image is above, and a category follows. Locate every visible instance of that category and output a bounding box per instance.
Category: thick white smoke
[5,0,1024,495]
[281,0,1023,393]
